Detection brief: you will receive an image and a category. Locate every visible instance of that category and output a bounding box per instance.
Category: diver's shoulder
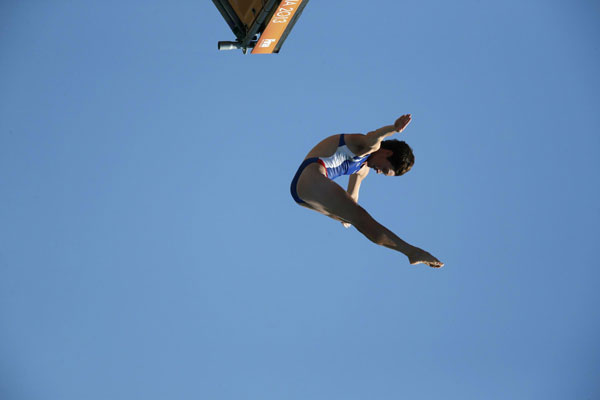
[344,133,374,157]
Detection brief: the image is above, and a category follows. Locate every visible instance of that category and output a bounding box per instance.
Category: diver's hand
[341,222,351,229]
[408,246,444,268]
[394,114,412,133]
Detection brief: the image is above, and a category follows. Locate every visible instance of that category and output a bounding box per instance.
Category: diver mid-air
[290,114,444,268]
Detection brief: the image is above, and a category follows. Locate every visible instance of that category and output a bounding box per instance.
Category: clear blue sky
[1,1,599,399]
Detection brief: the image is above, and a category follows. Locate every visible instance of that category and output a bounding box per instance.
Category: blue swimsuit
[290,135,370,204]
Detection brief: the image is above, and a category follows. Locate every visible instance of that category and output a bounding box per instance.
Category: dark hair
[380,139,414,176]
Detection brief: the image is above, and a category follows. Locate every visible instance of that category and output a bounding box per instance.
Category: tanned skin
[295,114,444,268]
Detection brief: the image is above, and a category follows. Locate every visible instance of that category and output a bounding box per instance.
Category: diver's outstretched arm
[363,114,412,150]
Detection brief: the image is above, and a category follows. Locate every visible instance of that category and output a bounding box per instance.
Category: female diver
[290,114,444,268]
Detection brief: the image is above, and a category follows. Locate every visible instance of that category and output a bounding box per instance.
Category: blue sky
[1,1,599,399]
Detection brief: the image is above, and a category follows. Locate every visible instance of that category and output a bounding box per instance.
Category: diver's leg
[297,165,443,267]
[293,162,348,224]
[299,202,348,224]
[299,171,412,253]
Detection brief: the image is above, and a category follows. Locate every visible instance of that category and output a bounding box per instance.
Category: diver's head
[367,140,414,176]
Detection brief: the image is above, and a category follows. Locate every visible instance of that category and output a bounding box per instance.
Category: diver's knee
[352,210,385,244]
[349,207,374,232]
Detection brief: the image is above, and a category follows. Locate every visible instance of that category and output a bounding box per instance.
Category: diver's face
[367,149,395,176]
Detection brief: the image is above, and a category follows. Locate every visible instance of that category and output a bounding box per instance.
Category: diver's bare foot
[408,247,444,268]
